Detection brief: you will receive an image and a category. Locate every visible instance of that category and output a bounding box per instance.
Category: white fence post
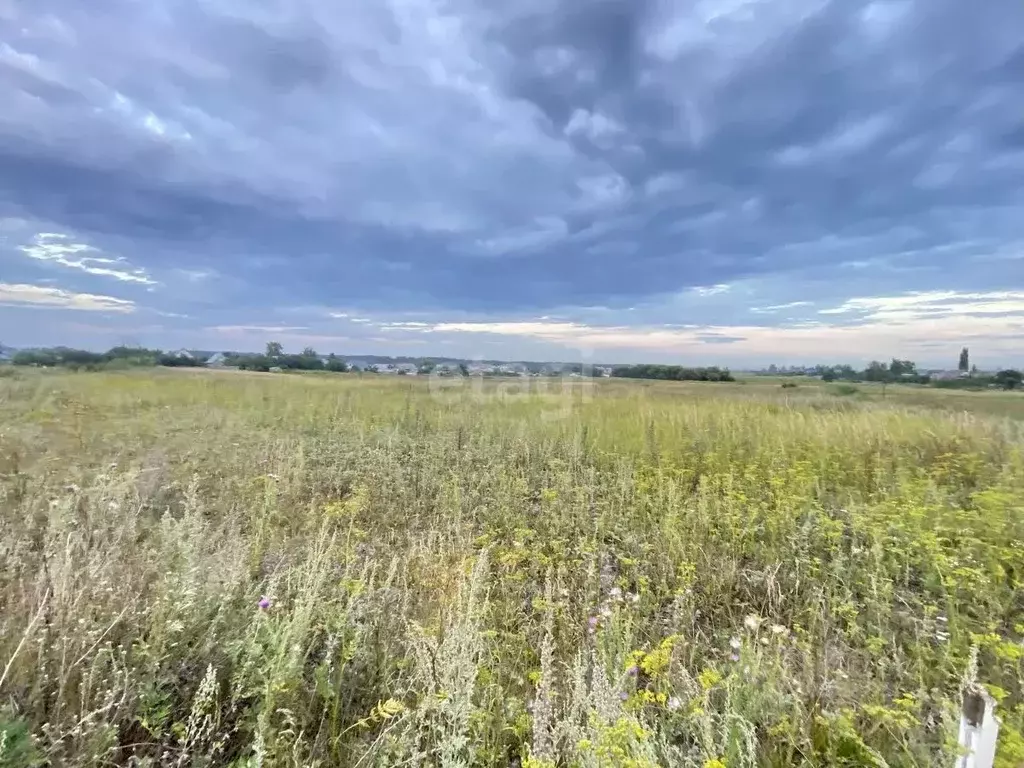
[956,685,1000,768]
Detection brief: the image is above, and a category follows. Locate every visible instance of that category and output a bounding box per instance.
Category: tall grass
[1,369,1023,766]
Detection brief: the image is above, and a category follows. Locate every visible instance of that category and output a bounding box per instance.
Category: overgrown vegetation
[1,370,1023,766]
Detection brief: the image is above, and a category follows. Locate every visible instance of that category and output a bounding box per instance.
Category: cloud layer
[1,0,1022,365]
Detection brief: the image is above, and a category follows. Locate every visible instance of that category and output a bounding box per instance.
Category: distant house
[206,352,227,368]
[381,363,418,375]
[931,370,966,381]
[169,348,195,361]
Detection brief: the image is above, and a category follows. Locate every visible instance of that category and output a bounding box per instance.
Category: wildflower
[619,691,629,702]
[770,624,788,636]
[600,605,613,618]
[627,592,640,604]
[730,652,740,663]
[667,696,682,711]
[610,587,623,601]
[587,616,599,633]
[744,614,762,631]
[258,596,271,611]
[729,636,741,651]
[625,665,639,678]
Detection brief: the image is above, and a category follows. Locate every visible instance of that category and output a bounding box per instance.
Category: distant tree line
[611,364,735,382]
[7,340,1020,390]
[777,355,1023,391]
[5,342,356,375]
[230,345,348,373]
[816,359,932,385]
[9,346,207,370]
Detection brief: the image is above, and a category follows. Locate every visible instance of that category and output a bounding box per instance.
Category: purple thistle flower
[729,652,740,663]
[587,615,599,633]
[258,596,271,610]
[626,665,639,678]
[619,691,629,702]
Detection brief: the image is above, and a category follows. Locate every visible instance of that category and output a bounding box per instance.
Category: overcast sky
[1,0,1023,367]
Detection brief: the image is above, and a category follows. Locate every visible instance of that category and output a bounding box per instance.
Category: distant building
[381,363,418,375]
[206,352,227,368]
[169,349,195,361]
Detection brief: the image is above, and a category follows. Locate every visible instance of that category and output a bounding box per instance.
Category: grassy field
[2,368,1024,767]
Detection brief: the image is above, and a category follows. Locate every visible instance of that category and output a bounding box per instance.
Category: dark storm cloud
[0,0,1022,320]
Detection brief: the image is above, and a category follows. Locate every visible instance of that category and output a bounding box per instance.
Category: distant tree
[994,369,1023,390]
[12,349,58,366]
[158,353,199,368]
[610,364,734,382]
[821,369,838,382]
[238,355,272,372]
[835,364,858,381]
[458,363,469,377]
[959,347,970,373]
[888,359,917,377]
[266,341,283,358]
[300,347,318,359]
[325,354,348,372]
[864,361,890,382]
